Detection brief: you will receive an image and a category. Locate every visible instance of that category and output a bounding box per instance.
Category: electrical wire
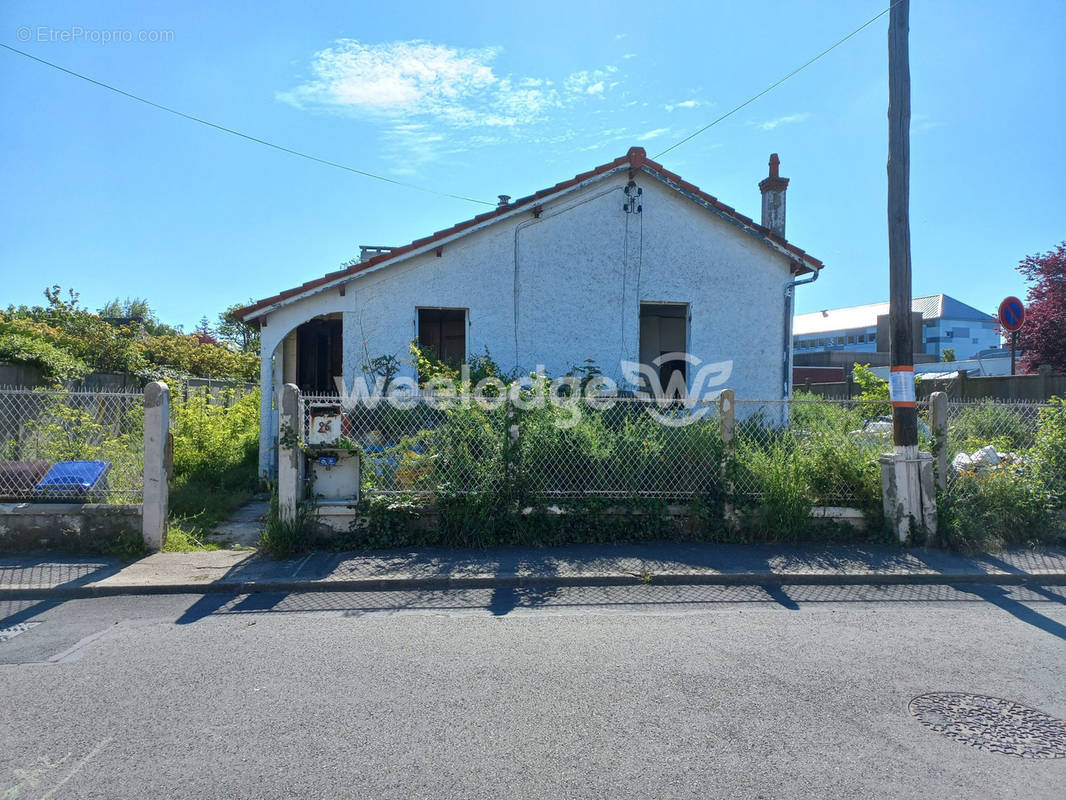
[0,42,495,206]
[654,1,900,159]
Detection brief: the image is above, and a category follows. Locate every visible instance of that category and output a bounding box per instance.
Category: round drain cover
[909,692,1066,759]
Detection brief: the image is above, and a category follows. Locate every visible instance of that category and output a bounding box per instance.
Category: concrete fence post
[278,383,301,524]
[930,391,948,492]
[142,381,170,551]
[719,389,736,526]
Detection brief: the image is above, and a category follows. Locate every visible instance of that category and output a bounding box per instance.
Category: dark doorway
[639,303,688,399]
[296,317,342,394]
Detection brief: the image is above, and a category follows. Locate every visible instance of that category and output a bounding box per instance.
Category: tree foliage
[2,286,259,383]
[1016,242,1066,373]
[217,302,260,354]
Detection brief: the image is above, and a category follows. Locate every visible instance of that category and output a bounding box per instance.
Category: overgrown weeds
[257,490,323,558]
[167,387,260,548]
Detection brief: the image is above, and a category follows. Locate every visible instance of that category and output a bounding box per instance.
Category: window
[847,335,856,344]
[417,308,466,367]
[817,339,825,347]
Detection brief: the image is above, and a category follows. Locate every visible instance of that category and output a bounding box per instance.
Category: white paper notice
[889,369,916,404]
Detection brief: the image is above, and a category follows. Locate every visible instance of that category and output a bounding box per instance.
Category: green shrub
[171,388,259,488]
[258,489,323,558]
[1032,396,1066,502]
[138,335,259,382]
[168,387,260,543]
[939,467,1056,552]
[0,331,88,382]
[852,363,892,418]
[949,401,1035,457]
[803,436,882,512]
[731,438,813,540]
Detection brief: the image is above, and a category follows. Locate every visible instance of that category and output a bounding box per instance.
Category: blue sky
[2,0,1063,330]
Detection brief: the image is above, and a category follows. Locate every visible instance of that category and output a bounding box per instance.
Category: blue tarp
[34,460,111,499]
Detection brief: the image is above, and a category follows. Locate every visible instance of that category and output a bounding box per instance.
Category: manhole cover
[909,692,1066,758]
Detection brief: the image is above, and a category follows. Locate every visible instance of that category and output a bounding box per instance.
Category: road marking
[0,623,40,643]
[39,738,112,799]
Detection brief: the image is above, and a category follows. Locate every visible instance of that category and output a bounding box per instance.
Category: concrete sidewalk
[2,543,1066,598]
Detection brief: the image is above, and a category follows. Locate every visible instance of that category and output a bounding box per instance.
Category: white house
[236,147,824,476]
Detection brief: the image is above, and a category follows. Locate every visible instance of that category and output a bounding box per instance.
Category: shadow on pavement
[173,581,1066,633]
[0,554,126,627]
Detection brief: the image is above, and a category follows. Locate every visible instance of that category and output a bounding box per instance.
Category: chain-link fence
[729,397,909,511]
[293,391,1066,519]
[940,399,1062,497]
[0,387,144,503]
[300,394,723,500]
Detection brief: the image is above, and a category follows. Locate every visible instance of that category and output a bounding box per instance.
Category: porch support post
[279,383,301,524]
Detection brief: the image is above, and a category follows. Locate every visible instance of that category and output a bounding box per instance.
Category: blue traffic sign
[998,296,1025,332]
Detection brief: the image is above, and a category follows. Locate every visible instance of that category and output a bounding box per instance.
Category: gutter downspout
[783,266,820,398]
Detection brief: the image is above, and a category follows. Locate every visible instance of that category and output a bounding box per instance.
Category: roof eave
[238,163,632,322]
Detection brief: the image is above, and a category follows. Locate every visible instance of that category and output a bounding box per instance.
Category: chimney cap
[759,153,789,194]
[497,195,511,207]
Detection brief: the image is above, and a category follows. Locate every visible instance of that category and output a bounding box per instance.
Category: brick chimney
[759,153,789,238]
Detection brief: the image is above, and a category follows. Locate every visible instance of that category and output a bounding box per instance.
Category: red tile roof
[235,147,823,321]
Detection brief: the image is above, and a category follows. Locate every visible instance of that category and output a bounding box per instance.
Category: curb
[3,570,1065,599]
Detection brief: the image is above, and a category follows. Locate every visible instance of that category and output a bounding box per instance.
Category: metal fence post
[719,389,736,525]
[142,381,170,551]
[278,383,301,523]
[930,391,948,492]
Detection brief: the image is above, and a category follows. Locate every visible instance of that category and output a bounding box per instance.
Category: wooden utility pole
[887,0,918,450]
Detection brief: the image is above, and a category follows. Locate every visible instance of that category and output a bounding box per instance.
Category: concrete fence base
[0,503,142,552]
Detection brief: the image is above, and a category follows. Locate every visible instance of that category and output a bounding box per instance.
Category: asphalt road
[1,583,1064,799]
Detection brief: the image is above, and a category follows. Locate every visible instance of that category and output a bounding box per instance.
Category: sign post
[998,296,1026,376]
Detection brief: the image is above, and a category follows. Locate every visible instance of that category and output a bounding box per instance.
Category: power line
[0,42,496,206]
[654,2,899,159]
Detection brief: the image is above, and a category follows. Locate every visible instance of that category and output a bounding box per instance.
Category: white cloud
[665,99,702,112]
[637,127,670,141]
[563,68,616,97]
[280,39,630,170]
[622,53,637,59]
[751,112,811,131]
[278,39,557,128]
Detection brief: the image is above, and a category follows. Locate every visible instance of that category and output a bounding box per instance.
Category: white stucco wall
[253,170,801,475]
